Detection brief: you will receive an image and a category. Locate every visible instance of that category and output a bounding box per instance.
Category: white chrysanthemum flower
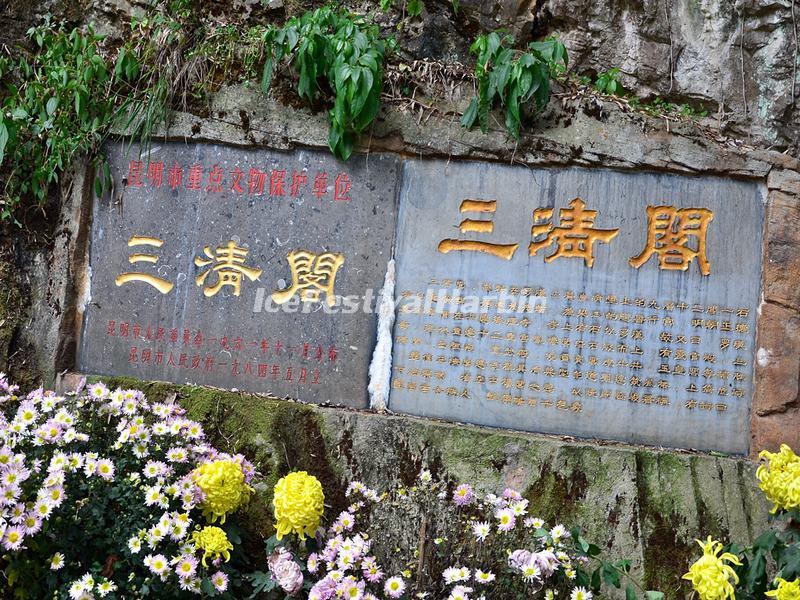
[570,587,591,600]
[472,521,491,542]
[97,580,117,597]
[50,552,65,570]
[128,537,142,554]
[474,569,495,584]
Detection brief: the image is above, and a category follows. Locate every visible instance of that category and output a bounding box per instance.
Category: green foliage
[379,0,425,18]
[721,513,800,599]
[570,528,665,600]
[0,21,127,224]
[261,5,392,160]
[594,67,623,95]
[461,32,568,140]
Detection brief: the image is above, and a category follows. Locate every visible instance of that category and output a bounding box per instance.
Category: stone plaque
[389,160,764,454]
[79,142,400,407]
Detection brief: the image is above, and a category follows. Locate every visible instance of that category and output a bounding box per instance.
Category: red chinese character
[299,368,308,383]
[167,164,183,190]
[178,353,188,367]
[156,327,165,341]
[275,340,284,354]
[329,345,338,362]
[258,364,268,377]
[302,343,310,359]
[260,339,270,354]
[312,370,321,384]
[221,336,230,350]
[248,168,267,195]
[271,365,280,379]
[230,167,244,193]
[207,165,224,192]
[147,162,164,188]
[141,349,152,363]
[204,356,214,372]
[145,325,153,340]
[119,323,130,337]
[313,172,328,199]
[284,367,293,381]
[169,328,178,343]
[107,321,116,336]
[186,165,203,190]
[183,329,191,345]
[155,351,164,365]
[132,324,141,339]
[128,347,138,362]
[191,355,201,369]
[244,362,254,375]
[193,332,203,348]
[291,170,308,196]
[334,173,352,201]
[128,161,144,187]
[233,337,244,351]
[270,169,286,197]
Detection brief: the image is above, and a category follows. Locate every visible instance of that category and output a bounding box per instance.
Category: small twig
[792,0,798,107]
[415,515,428,589]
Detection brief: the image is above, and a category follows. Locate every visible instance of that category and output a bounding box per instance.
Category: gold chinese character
[272,250,344,307]
[438,199,519,260]
[528,197,619,267]
[115,235,174,294]
[194,240,262,297]
[629,206,714,275]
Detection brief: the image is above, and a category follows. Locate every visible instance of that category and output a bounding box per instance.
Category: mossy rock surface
[92,376,771,599]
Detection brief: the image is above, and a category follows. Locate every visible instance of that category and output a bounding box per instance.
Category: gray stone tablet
[388,160,764,454]
[79,141,400,407]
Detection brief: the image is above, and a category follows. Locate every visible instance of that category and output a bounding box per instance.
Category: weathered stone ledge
[125,85,798,181]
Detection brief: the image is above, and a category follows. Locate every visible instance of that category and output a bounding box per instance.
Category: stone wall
[71,82,797,455]
[17,85,796,595]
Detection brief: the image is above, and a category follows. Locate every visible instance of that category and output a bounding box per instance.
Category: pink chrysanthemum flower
[496,507,516,532]
[211,571,229,592]
[452,484,474,507]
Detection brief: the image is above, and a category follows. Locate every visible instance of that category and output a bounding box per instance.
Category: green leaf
[261,57,275,92]
[602,562,622,588]
[46,96,59,116]
[645,592,664,600]
[626,584,638,600]
[0,120,8,166]
[460,97,479,129]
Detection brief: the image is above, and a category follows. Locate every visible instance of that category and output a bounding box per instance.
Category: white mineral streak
[368,259,396,411]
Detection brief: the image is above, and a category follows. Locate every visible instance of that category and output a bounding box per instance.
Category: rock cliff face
[2,0,798,151]
[450,0,799,150]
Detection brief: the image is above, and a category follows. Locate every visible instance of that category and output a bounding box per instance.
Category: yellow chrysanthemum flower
[194,459,253,523]
[757,444,800,513]
[273,471,324,540]
[766,578,800,600]
[682,537,742,600]
[192,526,233,567]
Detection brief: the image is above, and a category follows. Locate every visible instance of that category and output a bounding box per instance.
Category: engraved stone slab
[388,160,764,454]
[78,141,400,407]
